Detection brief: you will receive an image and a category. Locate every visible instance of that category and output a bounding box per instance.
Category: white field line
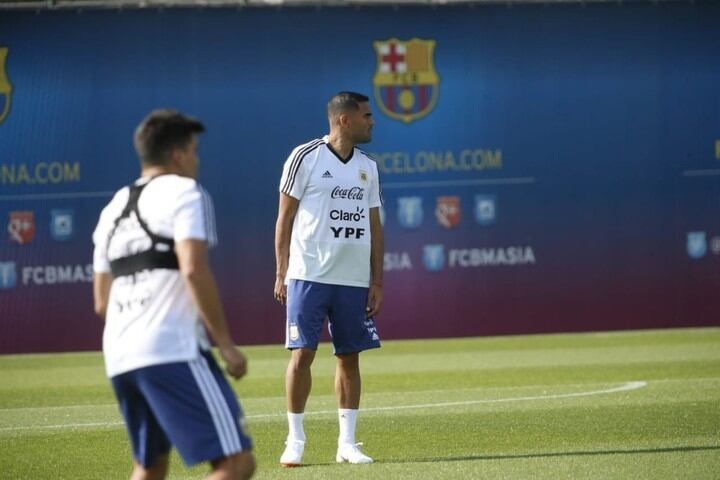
[0,381,647,432]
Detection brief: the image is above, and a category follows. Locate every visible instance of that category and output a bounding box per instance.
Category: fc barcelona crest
[373,38,439,123]
[0,47,12,125]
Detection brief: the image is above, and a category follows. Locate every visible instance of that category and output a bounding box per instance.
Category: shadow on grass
[382,445,720,465]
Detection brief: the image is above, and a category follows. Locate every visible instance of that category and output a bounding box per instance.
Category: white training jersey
[93,174,217,378]
[279,135,383,287]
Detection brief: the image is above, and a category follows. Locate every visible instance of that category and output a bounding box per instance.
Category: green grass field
[1,327,719,479]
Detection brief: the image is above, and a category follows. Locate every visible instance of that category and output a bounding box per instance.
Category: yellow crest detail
[373,38,439,123]
[0,47,12,125]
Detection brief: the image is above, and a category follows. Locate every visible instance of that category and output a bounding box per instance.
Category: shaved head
[327,91,370,120]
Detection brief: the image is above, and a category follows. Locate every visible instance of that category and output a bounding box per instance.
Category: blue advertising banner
[0,3,718,353]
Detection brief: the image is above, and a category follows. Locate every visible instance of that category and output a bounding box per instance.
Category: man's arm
[274,192,300,305]
[367,206,384,317]
[175,238,247,380]
[93,272,113,319]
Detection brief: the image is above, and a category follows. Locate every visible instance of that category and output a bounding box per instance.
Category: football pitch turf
[1,327,719,479]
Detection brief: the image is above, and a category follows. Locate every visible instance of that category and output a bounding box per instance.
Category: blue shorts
[110,350,253,468]
[286,279,381,354]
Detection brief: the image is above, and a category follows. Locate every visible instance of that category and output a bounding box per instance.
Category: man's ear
[168,147,183,169]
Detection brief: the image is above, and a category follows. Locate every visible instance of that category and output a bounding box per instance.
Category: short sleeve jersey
[279,136,383,287]
[92,174,217,377]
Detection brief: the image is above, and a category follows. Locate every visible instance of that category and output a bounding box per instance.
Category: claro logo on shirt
[330,207,366,222]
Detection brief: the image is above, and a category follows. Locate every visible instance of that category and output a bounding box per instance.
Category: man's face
[347,102,374,144]
[175,135,199,179]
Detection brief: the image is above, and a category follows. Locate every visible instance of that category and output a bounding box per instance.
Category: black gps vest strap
[108,177,179,277]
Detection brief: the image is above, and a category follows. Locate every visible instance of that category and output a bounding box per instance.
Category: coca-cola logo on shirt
[331,186,365,200]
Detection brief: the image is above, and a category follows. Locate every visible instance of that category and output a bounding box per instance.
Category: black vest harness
[108,178,179,277]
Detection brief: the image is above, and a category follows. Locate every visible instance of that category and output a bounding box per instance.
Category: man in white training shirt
[93,109,255,480]
[274,92,384,466]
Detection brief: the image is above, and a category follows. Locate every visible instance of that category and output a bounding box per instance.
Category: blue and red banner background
[0,3,718,353]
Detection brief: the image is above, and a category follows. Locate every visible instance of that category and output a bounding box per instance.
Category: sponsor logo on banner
[21,263,93,285]
[475,194,497,226]
[384,251,413,271]
[50,209,74,241]
[711,236,720,255]
[0,47,12,124]
[686,232,707,259]
[436,196,461,228]
[397,196,423,228]
[1,161,81,186]
[423,244,445,272]
[373,38,439,123]
[8,211,35,244]
[0,261,16,289]
[448,247,536,267]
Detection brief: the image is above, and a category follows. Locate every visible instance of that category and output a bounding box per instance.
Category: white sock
[287,412,306,442]
[338,408,358,446]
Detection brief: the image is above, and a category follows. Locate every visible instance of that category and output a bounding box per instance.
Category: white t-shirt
[279,136,383,287]
[93,174,217,377]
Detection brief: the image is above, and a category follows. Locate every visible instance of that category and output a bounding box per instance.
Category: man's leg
[335,352,360,409]
[130,455,169,480]
[281,280,329,466]
[286,347,317,415]
[334,352,373,464]
[281,347,316,466]
[207,451,256,480]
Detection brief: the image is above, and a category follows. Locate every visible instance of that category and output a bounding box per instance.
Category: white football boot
[280,439,305,467]
[336,442,373,464]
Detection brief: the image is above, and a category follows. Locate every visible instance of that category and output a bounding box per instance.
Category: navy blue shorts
[110,350,253,468]
[286,279,381,354]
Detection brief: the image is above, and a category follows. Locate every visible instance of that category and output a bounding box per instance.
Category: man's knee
[289,348,316,371]
[336,352,359,370]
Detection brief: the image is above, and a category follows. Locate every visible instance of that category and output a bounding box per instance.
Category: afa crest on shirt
[373,38,439,123]
[0,47,13,125]
[359,169,368,183]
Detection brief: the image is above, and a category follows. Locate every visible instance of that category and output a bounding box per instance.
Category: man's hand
[219,345,248,380]
[366,283,383,317]
[274,274,288,305]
